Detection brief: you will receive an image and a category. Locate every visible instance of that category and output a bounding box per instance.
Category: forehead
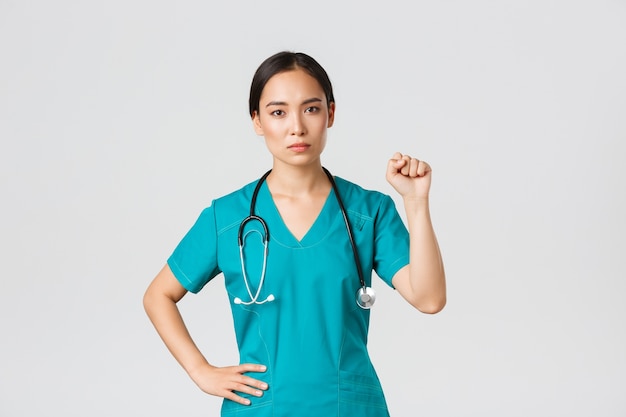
[260,69,325,102]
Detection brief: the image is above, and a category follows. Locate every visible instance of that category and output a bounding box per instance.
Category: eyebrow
[265,97,323,108]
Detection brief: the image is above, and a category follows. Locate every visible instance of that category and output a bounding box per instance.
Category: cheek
[263,127,282,141]
[261,119,284,135]
[313,118,330,133]
[261,123,284,147]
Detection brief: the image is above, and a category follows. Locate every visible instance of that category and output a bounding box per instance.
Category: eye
[270,109,285,117]
[305,106,320,113]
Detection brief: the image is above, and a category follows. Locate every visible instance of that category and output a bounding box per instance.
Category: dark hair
[248,51,335,117]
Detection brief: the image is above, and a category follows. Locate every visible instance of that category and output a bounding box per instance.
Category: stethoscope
[234,167,376,309]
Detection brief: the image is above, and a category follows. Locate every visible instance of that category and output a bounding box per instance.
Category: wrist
[186,360,213,380]
[403,196,431,218]
[402,195,429,207]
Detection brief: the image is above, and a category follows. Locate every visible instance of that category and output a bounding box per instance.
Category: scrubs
[168,176,410,417]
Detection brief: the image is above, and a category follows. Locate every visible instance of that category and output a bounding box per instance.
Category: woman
[143,51,446,416]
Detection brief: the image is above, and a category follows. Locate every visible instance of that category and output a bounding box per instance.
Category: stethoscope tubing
[238,169,272,246]
[236,167,373,308]
[322,167,367,290]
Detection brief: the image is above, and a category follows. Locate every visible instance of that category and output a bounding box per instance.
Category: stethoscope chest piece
[356,286,376,309]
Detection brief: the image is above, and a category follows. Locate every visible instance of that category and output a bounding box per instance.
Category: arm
[143,264,268,405]
[387,152,447,313]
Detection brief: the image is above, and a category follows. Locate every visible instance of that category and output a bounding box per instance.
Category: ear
[252,111,264,136]
[327,102,336,128]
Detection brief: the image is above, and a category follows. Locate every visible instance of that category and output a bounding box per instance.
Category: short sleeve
[373,195,410,288]
[167,205,221,293]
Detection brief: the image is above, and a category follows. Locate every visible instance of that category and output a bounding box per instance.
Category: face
[252,68,335,169]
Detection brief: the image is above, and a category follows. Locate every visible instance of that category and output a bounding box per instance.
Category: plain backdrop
[1,1,625,416]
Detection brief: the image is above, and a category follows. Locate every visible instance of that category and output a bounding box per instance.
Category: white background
[1,1,625,416]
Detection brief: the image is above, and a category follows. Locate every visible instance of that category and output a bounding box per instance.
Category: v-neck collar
[256,180,339,248]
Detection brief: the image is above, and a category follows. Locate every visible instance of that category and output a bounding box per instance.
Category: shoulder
[333,176,397,217]
[204,178,261,230]
[214,178,258,205]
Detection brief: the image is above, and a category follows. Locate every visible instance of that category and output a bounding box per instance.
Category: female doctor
[143,51,446,417]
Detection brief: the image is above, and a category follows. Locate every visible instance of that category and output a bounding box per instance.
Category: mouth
[288,143,310,153]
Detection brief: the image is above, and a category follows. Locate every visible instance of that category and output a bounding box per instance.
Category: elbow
[143,285,162,315]
[414,296,446,314]
[417,302,446,314]
[142,288,154,314]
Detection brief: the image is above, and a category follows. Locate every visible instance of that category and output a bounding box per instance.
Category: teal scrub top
[168,176,410,417]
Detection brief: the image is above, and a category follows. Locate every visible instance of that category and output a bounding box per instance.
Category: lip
[288,143,310,153]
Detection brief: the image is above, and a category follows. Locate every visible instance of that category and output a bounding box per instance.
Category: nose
[290,114,306,136]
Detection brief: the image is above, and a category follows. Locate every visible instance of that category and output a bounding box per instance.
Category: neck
[267,162,329,197]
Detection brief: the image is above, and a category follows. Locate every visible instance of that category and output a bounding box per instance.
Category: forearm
[143,290,211,377]
[144,265,269,402]
[404,197,446,313]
